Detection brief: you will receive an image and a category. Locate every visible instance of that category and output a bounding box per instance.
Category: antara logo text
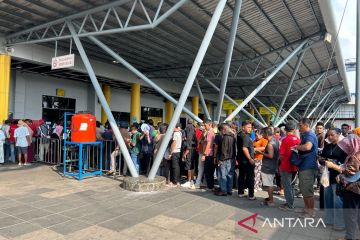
[237,213,326,233]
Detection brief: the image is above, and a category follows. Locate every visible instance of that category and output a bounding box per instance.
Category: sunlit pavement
[0,163,345,240]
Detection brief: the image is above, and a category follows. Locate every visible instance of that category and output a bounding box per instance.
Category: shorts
[299,169,317,198]
[261,172,275,187]
[17,147,28,154]
[184,148,195,171]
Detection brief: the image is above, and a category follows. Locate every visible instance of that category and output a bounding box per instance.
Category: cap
[285,121,296,132]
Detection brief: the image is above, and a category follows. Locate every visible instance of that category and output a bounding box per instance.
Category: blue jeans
[280,171,295,208]
[324,184,345,228]
[130,153,140,174]
[218,159,234,193]
[9,143,15,163]
[4,141,10,162]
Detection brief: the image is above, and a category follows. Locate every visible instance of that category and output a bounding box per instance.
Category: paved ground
[0,163,347,240]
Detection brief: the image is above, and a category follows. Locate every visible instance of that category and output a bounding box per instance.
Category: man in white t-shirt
[168,123,182,186]
[14,120,30,166]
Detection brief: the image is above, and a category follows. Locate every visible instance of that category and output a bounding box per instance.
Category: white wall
[12,71,169,121]
[14,71,89,119]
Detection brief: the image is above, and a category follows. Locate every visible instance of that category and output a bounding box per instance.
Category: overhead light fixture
[112,60,119,64]
[324,32,332,43]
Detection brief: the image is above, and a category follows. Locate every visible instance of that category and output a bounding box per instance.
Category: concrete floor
[0,163,347,240]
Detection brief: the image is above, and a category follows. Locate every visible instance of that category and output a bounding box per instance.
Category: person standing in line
[37,120,50,162]
[24,119,34,163]
[294,118,318,218]
[237,120,256,200]
[109,123,131,176]
[2,120,10,163]
[129,125,142,174]
[315,121,326,209]
[253,129,268,192]
[168,123,182,187]
[203,121,215,191]
[0,126,5,164]
[195,123,206,188]
[9,120,18,163]
[278,121,300,211]
[318,128,346,231]
[140,125,154,175]
[154,123,168,177]
[260,127,280,206]
[341,123,350,138]
[14,120,31,166]
[215,123,236,196]
[181,119,197,188]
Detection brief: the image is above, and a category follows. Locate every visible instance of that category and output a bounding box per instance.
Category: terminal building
[0,0,351,129]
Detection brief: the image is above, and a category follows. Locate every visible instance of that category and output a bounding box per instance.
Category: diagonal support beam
[306,87,340,118]
[148,0,227,180]
[84,31,203,123]
[224,39,308,122]
[195,79,211,120]
[323,105,341,127]
[274,73,325,127]
[67,21,139,177]
[203,78,266,128]
[249,101,267,126]
[275,48,307,122]
[215,0,242,122]
[311,98,341,129]
[302,77,324,117]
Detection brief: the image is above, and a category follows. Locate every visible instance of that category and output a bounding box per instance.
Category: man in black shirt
[237,120,256,200]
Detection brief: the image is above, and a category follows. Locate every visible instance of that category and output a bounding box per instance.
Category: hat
[285,121,296,132]
[17,120,25,126]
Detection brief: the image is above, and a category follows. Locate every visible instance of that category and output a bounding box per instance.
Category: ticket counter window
[141,107,163,126]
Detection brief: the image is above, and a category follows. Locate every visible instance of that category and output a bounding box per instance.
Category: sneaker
[24,163,32,166]
[189,184,196,190]
[194,184,201,189]
[18,162,23,166]
[296,193,303,198]
[181,181,191,188]
[238,193,247,198]
[279,203,294,211]
[248,196,257,201]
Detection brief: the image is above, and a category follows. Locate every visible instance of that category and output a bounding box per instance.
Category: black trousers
[343,190,360,239]
[204,156,215,189]
[170,152,180,184]
[238,163,255,198]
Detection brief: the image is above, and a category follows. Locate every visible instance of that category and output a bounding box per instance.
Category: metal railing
[35,137,127,175]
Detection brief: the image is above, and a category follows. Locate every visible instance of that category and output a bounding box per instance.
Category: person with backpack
[37,120,51,161]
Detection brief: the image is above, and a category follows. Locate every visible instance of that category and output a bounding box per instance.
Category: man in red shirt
[279,121,300,211]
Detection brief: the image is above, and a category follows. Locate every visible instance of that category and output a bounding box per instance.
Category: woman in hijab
[318,128,346,231]
[325,134,360,240]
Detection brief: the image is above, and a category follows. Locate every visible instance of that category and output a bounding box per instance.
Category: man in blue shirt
[294,118,318,218]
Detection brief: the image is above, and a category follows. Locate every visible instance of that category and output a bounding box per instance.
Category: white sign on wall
[51,54,75,70]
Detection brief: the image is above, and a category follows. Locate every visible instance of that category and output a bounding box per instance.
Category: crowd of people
[0,117,359,239]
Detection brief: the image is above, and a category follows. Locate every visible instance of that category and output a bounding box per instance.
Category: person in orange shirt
[253,129,268,191]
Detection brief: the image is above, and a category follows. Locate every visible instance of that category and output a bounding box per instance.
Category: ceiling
[0,0,349,117]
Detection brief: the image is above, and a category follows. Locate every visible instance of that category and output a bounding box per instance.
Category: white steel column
[148,0,227,180]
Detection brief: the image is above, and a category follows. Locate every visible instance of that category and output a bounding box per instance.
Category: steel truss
[6,0,189,45]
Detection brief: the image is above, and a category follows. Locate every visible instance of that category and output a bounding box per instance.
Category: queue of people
[0,116,359,239]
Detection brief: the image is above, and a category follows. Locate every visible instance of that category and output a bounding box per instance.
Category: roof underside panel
[0,0,349,117]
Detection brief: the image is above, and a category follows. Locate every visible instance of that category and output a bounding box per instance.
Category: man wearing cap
[14,120,31,166]
[278,121,300,210]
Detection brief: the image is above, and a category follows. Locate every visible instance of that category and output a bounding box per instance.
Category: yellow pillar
[0,55,10,122]
[206,101,211,116]
[130,83,140,124]
[266,114,271,126]
[226,109,233,116]
[101,84,111,125]
[192,96,199,117]
[165,100,174,124]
